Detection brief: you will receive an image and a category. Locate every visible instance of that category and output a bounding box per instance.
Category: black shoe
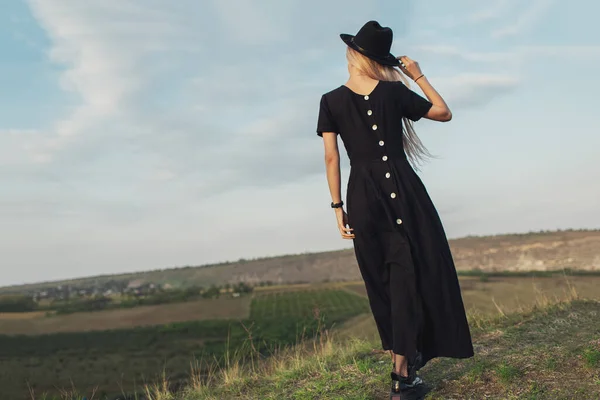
[390,371,423,399]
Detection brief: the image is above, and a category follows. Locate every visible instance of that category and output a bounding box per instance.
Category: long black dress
[316,79,474,368]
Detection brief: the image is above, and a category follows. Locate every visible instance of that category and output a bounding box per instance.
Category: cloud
[492,0,555,39]
[25,0,205,162]
[411,45,514,63]
[433,73,520,108]
[517,45,600,59]
[465,0,513,24]
[4,0,594,286]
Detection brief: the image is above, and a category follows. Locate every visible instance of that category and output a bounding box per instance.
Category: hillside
[3,229,600,294]
[166,299,600,400]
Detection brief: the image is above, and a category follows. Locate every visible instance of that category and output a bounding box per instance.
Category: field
[1,273,599,398]
[195,299,600,400]
[0,289,369,399]
[0,297,251,335]
[251,289,370,320]
[345,275,600,314]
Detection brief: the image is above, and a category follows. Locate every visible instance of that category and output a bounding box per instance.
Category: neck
[348,67,369,79]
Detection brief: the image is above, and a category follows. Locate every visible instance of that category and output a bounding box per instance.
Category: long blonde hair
[346,46,435,170]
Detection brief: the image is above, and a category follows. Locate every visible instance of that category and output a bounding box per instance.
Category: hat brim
[340,33,400,67]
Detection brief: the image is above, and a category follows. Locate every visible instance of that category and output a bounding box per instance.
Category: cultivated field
[0,289,369,399]
[344,275,600,314]
[0,296,251,335]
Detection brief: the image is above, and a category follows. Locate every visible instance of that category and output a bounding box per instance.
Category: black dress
[316,79,474,368]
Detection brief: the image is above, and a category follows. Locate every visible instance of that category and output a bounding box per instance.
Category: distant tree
[202,285,220,299]
[0,295,37,312]
[233,282,253,294]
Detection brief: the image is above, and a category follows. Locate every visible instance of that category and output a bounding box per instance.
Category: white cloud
[492,0,555,39]
[434,73,520,108]
[517,45,600,59]
[411,45,515,63]
[2,0,596,286]
[25,0,205,163]
[466,0,513,24]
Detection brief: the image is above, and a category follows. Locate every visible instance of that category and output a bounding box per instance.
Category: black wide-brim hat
[340,20,400,67]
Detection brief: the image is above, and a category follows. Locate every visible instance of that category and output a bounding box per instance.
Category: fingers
[397,55,407,69]
[399,56,416,68]
[338,224,355,239]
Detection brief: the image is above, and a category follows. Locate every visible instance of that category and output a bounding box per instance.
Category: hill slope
[180,299,600,400]
[3,229,600,294]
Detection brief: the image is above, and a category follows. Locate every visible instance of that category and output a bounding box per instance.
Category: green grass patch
[583,347,600,368]
[495,363,521,384]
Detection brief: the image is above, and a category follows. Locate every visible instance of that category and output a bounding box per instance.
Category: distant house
[127,279,144,289]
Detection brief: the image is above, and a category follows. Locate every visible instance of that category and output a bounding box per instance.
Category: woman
[316,21,474,398]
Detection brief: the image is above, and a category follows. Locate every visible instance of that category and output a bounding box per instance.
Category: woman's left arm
[322,132,355,240]
[398,56,452,122]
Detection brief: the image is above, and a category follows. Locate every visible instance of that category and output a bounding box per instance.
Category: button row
[365,92,402,226]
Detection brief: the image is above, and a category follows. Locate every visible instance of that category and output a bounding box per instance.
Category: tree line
[0,282,254,314]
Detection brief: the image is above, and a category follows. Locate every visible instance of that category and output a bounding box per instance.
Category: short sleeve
[395,81,433,122]
[316,94,339,137]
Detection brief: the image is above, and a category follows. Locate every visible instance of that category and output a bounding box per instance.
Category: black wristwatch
[331,201,344,208]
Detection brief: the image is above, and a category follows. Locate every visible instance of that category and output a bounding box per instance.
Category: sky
[1,0,599,287]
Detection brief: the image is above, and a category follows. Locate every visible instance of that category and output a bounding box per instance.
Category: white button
[367,110,373,116]
[382,155,388,161]
[379,140,384,146]
[390,192,397,198]
[372,124,378,130]
[364,95,369,100]
[385,172,391,178]
[396,218,403,225]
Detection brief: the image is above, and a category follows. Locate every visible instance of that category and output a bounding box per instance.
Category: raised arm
[398,56,452,122]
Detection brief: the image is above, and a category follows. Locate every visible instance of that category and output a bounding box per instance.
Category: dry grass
[0,311,47,320]
[25,279,600,399]
[175,285,598,400]
[0,296,251,335]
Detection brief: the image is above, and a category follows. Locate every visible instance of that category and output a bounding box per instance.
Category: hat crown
[352,20,393,58]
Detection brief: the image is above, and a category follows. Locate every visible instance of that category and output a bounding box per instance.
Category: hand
[335,208,355,239]
[397,56,423,82]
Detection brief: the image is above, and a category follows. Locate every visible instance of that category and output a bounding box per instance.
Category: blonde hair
[346,46,435,170]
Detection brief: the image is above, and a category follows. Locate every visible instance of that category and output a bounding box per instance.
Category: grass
[0,296,252,335]
[5,277,599,399]
[30,289,599,399]
[3,289,370,399]
[344,274,600,315]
